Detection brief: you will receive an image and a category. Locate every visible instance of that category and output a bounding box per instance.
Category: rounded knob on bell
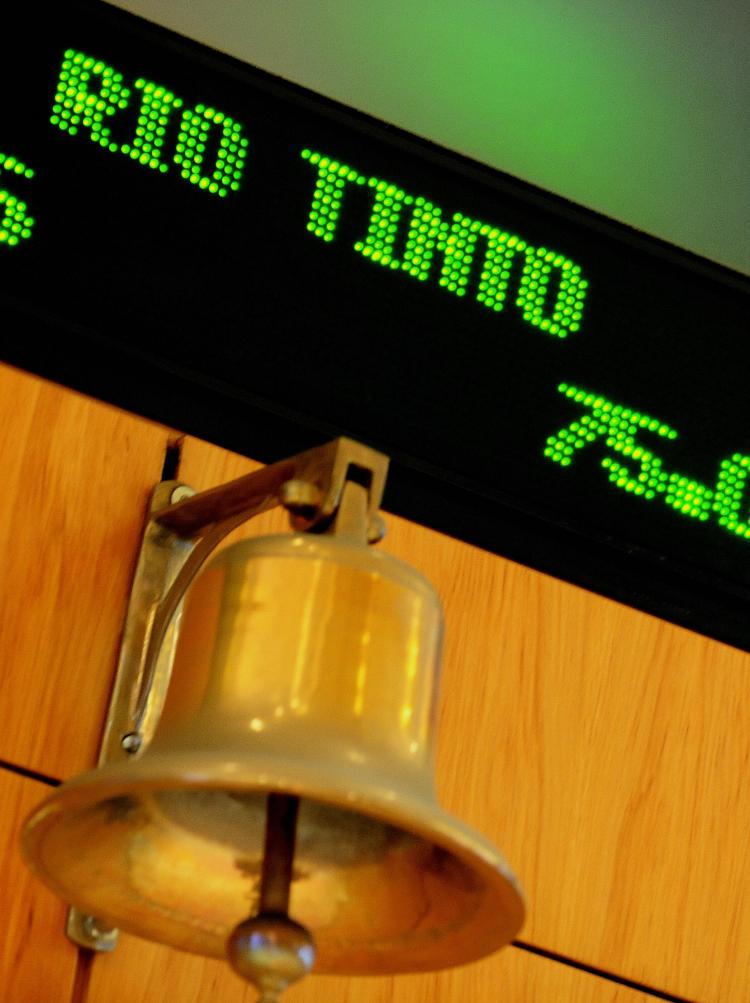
[227,912,315,1000]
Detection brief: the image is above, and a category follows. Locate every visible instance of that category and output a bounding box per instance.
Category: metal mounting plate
[66,480,197,950]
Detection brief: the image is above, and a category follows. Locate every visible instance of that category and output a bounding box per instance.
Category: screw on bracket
[121,732,142,755]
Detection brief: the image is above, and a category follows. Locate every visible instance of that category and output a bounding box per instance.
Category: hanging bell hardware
[21,436,524,998]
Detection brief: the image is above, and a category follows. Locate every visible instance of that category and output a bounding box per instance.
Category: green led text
[174,105,247,196]
[301,149,587,337]
[546,383,750,538]
[51,50,248,196]
[0,153,35,247]
[51,52,130,151]
[122,80,183,172]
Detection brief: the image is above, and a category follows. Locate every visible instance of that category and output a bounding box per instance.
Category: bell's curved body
[23,533,524,973]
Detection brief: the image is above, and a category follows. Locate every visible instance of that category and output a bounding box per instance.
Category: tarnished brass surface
[22,532,523,973]
[153,436,389,538]
[133,438,389,741]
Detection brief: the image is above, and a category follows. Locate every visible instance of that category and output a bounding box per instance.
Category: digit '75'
[545,382,750,536]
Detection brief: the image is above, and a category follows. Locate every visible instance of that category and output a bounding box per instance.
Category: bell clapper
[227,793,315,1001]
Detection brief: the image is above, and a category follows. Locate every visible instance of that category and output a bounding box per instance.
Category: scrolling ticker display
[2,2,750,649]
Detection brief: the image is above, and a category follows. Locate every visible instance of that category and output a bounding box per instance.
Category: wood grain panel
[0,363,172,778]
[177,437,747,1002]
[0,768,78,1003]
[85,930,655,1003]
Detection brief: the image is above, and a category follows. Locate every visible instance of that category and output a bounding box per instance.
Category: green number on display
[547,383,750,538]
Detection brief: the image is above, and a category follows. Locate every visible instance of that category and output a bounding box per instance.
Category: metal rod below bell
[227,793,316,1001]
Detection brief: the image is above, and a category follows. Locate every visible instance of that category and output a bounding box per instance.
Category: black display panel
[2,2,750,649]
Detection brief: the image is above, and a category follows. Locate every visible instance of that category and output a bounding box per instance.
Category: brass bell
[21,438,523,998]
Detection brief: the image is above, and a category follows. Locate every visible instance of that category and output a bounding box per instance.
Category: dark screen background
[2,1,750,649]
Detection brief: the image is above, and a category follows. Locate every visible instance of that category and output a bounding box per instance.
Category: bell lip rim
[21,752,525,972]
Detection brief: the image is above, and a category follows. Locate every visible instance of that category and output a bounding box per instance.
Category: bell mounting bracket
[67,437,388,950]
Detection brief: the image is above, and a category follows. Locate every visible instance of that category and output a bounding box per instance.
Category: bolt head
[280,479,322,513]
[170,484,194,504]
[121,732,142,754]
[83,914,116,940]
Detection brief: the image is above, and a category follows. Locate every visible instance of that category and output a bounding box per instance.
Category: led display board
[2,1,750,649]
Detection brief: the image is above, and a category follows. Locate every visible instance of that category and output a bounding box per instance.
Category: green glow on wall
[51,50,130,152]
[174,104,249,197]
[122,79,183,172]
[301,148,587,336]
[0,153,34,247]
[547,383,750,537]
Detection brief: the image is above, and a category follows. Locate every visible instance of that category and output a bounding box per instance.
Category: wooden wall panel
[176,437,749,1002]
[0,363,172,778]
[85,929,654,1003]
[432,546,750,1003]
[3,375,744,1002]
[0,769,78,1003]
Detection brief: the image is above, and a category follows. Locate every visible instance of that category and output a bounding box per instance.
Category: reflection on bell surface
[22,463,523,985]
